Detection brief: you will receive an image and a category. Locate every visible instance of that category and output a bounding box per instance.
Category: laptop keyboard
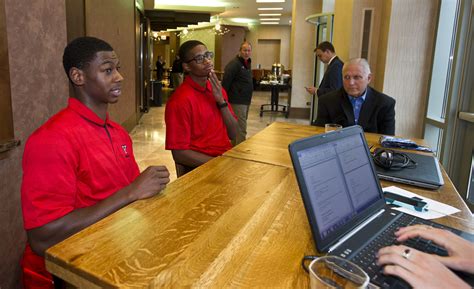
[351,214,450,288]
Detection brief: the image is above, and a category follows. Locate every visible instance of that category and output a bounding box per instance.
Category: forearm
[220,107,238,139]
[172,149,213,168]
[28,185,135,256]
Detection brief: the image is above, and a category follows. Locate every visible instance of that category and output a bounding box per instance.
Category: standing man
[165,40,238,177]
[305,41,344,97]
[222,41,253,145]
[314,58,396,135]
[21,37,170,288]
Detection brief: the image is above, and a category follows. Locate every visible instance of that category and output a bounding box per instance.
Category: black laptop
[374,150,444,189]
[288,125,473,288]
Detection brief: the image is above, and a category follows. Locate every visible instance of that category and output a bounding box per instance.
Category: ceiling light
[260,22,280,24]
[230,18,255,23]
[155,0,225,7]
[256,0,285,3]
[258,7,283,10]
[260,18,280,21]
[258,13,282,16]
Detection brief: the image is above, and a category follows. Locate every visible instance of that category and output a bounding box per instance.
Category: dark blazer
[317,56,344,97]
[315,87,396,135]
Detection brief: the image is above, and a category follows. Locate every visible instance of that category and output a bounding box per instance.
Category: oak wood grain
[46,157,314,288]
[46,122,473,288]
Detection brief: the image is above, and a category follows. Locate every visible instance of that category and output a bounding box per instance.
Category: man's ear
[182,62,191,73]
[367,73,373,84]
[69,67,85,86]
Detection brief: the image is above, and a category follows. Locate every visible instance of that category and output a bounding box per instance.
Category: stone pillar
[289,0,322,118]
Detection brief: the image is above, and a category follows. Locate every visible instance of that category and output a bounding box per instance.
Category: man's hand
[128,166,170,201]
[305,86,317,95]
[209,69,224,103]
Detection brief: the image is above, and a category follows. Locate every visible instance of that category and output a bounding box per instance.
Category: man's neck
[190,74,208,87]
[73,93,108,121]
[328,55,337,65]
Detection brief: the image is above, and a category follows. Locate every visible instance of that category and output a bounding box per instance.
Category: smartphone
[384,191,428,212]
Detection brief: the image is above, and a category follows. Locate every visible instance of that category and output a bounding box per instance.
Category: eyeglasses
[185,51,214,64]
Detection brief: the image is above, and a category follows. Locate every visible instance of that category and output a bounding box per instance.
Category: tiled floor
[130,89,309,181]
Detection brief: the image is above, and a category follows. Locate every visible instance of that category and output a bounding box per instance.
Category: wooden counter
[45,122,473,288]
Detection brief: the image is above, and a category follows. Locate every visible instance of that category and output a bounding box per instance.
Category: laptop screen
[289,126,385,252]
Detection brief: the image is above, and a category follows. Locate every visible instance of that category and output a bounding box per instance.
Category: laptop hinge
[328,209,385,253]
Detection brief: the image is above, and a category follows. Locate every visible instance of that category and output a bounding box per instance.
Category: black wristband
[217,100,228,109]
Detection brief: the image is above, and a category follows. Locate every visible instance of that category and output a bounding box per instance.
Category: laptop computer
[288,125,474,288]
[374,150,444,189]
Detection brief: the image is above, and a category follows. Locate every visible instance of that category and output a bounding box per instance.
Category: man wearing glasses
[314,58,396,135]
[165,40,238,177]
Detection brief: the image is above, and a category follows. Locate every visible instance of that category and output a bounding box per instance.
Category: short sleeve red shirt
[165,76,236,156]
[21,97,140,230]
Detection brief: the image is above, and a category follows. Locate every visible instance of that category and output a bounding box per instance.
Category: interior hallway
[130,89,308,181]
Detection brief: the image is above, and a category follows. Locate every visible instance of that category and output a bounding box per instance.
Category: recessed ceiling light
[260,22,280,24]
[154,0,225,6]
[258,13,282,16]
[256,0,285,3]
[260,18,280,21]
[258,7,283,10]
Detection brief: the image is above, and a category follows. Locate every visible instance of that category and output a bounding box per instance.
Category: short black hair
[315,41,335,53]
[63,36,114,80]
[179,40,205,63]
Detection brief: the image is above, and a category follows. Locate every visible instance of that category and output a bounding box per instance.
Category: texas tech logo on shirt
[121,145,129,158]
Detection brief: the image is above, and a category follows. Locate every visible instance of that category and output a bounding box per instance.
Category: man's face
[315,49,332,64]
[82,51,123,104]
[342,63,372,97]
[239,43,252,60]
[183,44,214,77]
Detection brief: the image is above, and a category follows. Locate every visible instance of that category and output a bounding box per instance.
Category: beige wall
[383,0,438,138]
[85,0,138,128]
[246,25,292,70]
[1,1,68,288]
[290,0,322,110]
[217,26,246,72]
[333,0,354,62]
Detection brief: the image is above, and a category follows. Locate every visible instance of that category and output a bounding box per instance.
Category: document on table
[382,186,460,219]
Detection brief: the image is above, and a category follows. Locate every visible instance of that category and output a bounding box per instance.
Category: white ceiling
[152,0,293,27]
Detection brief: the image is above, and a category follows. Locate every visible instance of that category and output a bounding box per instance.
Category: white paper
[382,186,460,219]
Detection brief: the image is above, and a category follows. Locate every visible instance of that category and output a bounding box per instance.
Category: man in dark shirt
[315,58,396,135]
[305,41,344,97]
[222,41,253,145]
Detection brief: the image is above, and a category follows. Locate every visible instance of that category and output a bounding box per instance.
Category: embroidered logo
[121,145,129,158]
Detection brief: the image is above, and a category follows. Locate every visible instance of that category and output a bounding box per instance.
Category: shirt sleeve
[21,130,79,229]
[165,97,192,150]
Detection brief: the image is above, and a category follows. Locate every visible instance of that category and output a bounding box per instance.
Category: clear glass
[325,123,343,132]
[309,256,369,289]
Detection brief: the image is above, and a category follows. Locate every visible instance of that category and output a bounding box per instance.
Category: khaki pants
[231,103,249,146]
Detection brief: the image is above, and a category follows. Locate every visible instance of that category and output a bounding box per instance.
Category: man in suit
[314,58,396,135]
[305,41,344,97]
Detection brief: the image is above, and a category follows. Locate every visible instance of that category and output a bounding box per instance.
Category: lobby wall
[1,1,68,288]
[85,0,139,130]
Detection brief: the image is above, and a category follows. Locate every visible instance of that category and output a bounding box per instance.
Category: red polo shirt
[165,76,236,156]
[21,97,140,288]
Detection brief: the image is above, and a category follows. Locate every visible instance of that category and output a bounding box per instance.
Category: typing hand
[377,245,470,289]
[209,70,224,103]
[395,225,474,274]
[129,166,170,200]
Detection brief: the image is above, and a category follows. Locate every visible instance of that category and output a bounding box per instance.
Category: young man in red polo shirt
[165,40,237,176]
[21,36,170,288]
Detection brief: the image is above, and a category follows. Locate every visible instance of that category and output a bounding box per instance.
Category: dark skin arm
[27,166,170,256]
[171,150,213,168]
[209,70,238,140]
